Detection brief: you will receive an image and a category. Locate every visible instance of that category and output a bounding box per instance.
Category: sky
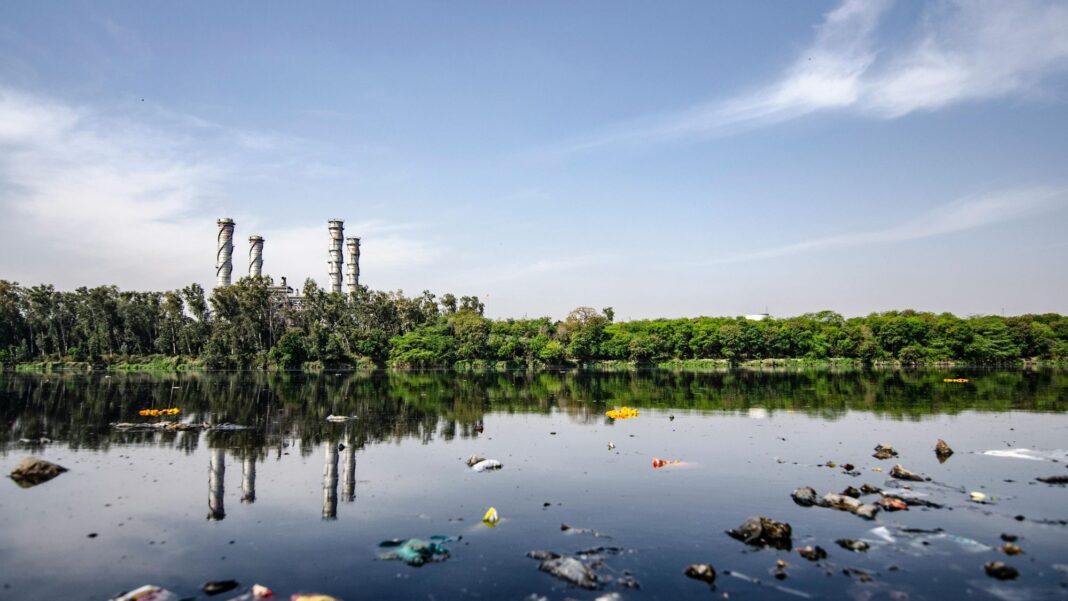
[1,0,1067,320]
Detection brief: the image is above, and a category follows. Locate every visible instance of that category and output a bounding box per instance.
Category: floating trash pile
[605,406,639,419]
[138,407,181,417]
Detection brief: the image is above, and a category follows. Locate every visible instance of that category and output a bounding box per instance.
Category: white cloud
[709,186,1068,264]
[570,0,1068,149]
[0,87,441,291]
[253,222,443,289]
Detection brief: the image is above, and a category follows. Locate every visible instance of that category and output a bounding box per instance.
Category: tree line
[1,277,1066,369]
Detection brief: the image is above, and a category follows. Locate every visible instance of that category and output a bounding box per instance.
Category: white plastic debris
[110,585,183,601]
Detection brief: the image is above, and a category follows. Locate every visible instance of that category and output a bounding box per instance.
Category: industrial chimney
[216,218,235,287]
[248,235,264,278]
[327,219,345,294]
[345,237,360,296]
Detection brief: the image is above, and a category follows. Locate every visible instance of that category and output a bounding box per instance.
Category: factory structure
[214,217,362,305]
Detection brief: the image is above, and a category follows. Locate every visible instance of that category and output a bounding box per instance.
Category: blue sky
[1,0,1067,319]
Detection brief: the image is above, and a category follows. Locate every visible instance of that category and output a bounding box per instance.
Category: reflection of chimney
[248,236,264,278]
[341,444,356,502]
[327,220,344,295]
[208,448,226,521]
[216,218,235,287]
[241,456,256,504]
[345,237,360,296]
[322,444,339,520]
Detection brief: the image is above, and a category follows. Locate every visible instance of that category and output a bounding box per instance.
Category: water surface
[2,369,1068,600]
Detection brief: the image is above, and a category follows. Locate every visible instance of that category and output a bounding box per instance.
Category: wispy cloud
[570,0,1068,150]
[0,87,440,291]
[708,186,1068,264]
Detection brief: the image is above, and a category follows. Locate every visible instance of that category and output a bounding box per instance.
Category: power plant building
[213,217,362,305]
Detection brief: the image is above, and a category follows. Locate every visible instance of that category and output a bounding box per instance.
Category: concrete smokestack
[345,237,360,296]
[216,218,235,287]
[248,235,264,278]
[327,219,344,294]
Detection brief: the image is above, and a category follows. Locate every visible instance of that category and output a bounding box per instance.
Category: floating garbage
[471,459,502,472]
[112,421,198,432]
[684,563,716,585]
[982,448,1068,462]
[877,496,908,512]
[203,580,239,596]
[984,561,1019,580]
[483,507,500,527]
[325,415,355,423]
[9,456,67,488]
[869,526,896,543]
[790,486,819,507]
[651,457,682,469]
[110,585,183,601]
[561,523,611,538]
[607,442,615,450]
[841,567,873,582]
[225,584,273,600]
[1036,475,1068,485]
[727,516,793,550]
[574,545,626,558]
[880,488,944,508]
[465,454,485,467]
[290,595,342,601]
[822,493,880,520]
[208,423,251,431]
[969,491,990,503]
[835,539,869,552]
[943,378,969,383]
[540,556,599,589]
[890,464,927,482]
[605,407,639,420]
[935,439,954,462]
[867,526,991,556]
[999,543,1023,556]
[139,408,181,417]
[772,558,788,580]
[873,444,898,460]
[796,545,827,561]
[378,535,456,566]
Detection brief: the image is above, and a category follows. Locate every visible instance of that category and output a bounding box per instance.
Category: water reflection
[4,369,1068,600]
[3,369,1067,458]
[341,443,356,503]
[241,455,256,504]
[208,447,225,521]
[322,443,339,520]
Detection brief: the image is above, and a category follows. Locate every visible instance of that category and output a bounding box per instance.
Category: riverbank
[8,355,1065,372]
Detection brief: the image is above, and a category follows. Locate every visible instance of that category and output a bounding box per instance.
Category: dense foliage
[1,278,1066,368]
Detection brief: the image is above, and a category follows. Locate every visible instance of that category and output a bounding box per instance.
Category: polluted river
[2,369,1068,601]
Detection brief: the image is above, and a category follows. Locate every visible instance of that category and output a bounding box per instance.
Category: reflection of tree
[2,369,1068,457]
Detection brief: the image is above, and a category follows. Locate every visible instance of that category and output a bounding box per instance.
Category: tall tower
[345,237,361,296]
[248,235,264,278]
[216,218,235,287]
[327,219,344,294]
